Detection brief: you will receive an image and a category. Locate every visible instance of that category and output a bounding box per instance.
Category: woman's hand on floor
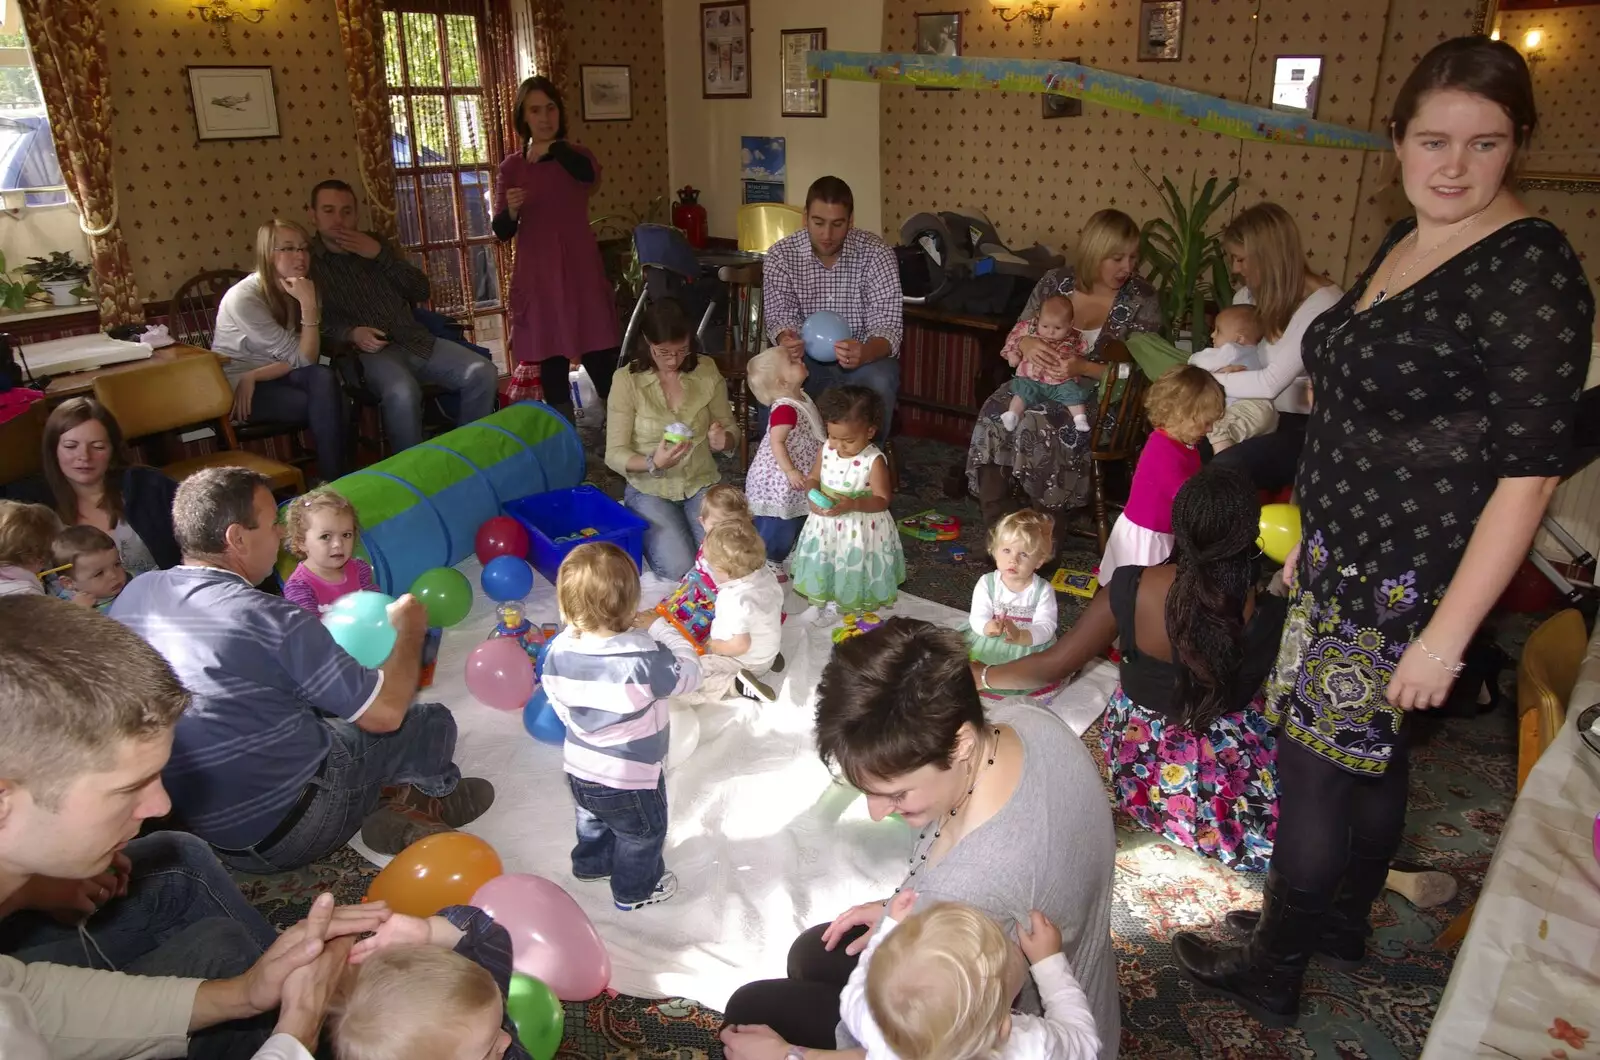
[822,899,891,955]
[720,1024,791,1060]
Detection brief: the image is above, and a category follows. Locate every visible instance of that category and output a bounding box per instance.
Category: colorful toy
[551,527,602,545]
[831,611,884,644]
[1050,567,1099,598]
[808,488,835,509]
[503,485,649,586]
[1258,503,1302,565]
[801,310,850,363]
[948,545,968,562]
[663,421,693,444]
[491,599,548,667]
[897,510,960,542]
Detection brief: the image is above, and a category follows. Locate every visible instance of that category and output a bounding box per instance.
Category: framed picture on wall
[580,65,633,121]
[1043,57,1083,119]
[701,1,751,99]
[781,27,827,117]
[1136,1,1184,62]
[1270,55,1323,118]
[914,12,963,58]
[186,66,280,140]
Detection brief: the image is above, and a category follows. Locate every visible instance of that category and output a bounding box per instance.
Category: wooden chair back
[0,400,45,487]
[94,353,239,444]
[1088,340,1149,460]
[1515,608,1589,790]
[169,269,247,349]
[718,261,765,356]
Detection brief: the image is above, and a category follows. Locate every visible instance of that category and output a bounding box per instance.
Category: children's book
[1050,567,1099,598]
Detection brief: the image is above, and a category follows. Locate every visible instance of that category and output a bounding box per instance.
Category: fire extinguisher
[672,185,708,249]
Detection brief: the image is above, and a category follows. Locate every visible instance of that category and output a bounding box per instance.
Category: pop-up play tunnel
[276,401,585,594]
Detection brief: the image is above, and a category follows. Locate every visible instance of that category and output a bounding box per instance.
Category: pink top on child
[1122,429,1201,534]
[283,557,378,614]
[1001,320,1087,387]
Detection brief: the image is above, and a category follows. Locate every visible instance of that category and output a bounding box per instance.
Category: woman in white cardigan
[1210,203,1342,491]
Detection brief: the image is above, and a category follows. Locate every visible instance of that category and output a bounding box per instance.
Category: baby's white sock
[1072,412,1090,433]
[1000,409,1020,431]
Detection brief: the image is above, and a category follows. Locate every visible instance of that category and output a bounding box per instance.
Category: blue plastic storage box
[504,485,649,585]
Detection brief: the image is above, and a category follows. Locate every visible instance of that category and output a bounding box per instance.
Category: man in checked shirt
[763,176,904,442]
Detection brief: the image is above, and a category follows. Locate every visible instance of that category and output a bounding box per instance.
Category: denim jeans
[248,363,350,479]
[0,831,279,969]
[360,337,498,452]
[623,483,709,581]
[803,355,901,440]
[216,702,463,875]
[753,515,804,563]
[568,775,669,905]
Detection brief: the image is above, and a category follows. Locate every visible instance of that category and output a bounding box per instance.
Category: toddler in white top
[841,891,1099,1060]
[1189,305,1277,451]
[695,519,785,703]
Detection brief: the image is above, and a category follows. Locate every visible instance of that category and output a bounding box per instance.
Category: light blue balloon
[522,687,566,745]
[482,555,535,603]
[801,310,850,363]
[322,590,397,668]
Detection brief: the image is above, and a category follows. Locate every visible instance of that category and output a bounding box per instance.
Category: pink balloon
[471,874,611,1001]
[465,638,535,712]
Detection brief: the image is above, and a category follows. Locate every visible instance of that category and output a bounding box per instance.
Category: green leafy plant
[1136,164,1238,342]
[21,249,92,284]
[590,194,670,311]
[0,251,43,311]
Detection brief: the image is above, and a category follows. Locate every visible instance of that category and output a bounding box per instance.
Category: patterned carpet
[237,431,1517,1060]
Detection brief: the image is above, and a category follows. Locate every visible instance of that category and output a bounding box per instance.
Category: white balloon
[666,703,701,771]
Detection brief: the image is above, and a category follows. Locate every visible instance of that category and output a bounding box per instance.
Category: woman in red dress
[493,76,620,418]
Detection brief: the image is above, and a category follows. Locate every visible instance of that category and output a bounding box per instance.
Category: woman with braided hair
[978,465,1285,870]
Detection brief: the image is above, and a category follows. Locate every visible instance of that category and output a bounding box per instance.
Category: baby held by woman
[1002,295,1090,434]
[1189,304,1277,452]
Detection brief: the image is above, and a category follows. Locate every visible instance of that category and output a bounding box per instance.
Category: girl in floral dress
[789,386,905,620]
[743,347,824,563]
[966,509,1061,704]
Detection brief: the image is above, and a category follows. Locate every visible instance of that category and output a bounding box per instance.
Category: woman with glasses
[211,218,350,480]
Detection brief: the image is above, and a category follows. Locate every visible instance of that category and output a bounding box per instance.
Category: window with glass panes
[383,5,507,370]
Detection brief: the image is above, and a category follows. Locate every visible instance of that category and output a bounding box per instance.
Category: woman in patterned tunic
[966,210,1163,547]
[1172,36,1595,1028]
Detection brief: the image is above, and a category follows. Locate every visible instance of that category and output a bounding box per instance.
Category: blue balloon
[481,555,535,602]
[801,311,850,363]
[322,590,397,668]
[522,687,566,745]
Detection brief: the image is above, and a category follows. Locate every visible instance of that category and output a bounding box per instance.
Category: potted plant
[1136,164,1238,344]
[0,252,43,312]
[22,250,92,306]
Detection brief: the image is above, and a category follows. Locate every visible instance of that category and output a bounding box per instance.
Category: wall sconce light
[1521,28,1545,66]
[991,0,1060,45]
[193,0,272,56]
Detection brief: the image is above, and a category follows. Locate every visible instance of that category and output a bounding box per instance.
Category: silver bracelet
[977,663,992,691]
[1414,638,1465,677]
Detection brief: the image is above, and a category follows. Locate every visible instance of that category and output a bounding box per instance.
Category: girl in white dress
[967,509,1058,702]
[789,386,905,619]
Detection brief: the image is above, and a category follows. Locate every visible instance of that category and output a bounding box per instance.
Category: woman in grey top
[721,618,1119,1060]
[211,219,349,479]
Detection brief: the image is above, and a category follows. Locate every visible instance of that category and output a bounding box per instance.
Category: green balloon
[506,973,564,1060]
[409,567,473,628]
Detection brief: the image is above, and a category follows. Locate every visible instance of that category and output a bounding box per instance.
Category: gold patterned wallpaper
[561,0,670,226]
[1494,6,1599,176]
[104,0,358,303]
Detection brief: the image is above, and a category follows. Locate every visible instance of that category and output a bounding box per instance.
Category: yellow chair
[93,354,305,495]
[1433,608,1589,952]
[737,203,804,254]
[0,400,45,488]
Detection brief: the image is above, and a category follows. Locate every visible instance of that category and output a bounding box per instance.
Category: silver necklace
[1371,208,1490,306]
[897,727,1001,892]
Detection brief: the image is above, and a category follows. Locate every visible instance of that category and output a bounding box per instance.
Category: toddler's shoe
[1072,413,1091,433]
[1000,409,1020,431]
[735,669,776,703]
[616,871,678,911]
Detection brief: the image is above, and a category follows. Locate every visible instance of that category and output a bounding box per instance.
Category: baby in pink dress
[282,488,377,613]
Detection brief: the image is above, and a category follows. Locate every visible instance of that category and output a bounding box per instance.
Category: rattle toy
[898,510,960,542]
[948,545,968,563]
[831,611,884,644]
[489,599,546,664]
[663,421,694,445]
[808,488,835,509]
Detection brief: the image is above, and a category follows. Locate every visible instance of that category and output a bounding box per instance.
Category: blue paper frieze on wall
[805,50,1390,152]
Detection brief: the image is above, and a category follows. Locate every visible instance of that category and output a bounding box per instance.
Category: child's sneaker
[615,871,678,911]
[1000,409,1020,431]
[736,669,776,703]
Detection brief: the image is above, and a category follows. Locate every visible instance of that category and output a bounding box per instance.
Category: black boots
[1172,869,1330,1027]
[1220,845,1393,972]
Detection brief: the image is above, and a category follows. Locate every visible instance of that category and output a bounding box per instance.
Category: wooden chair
[169,269,247,349]
[1432,607,1589,952]
[0,400,45,489]
[1067,339,1150,551]
[93,354,305,494]
[714,260,764,469]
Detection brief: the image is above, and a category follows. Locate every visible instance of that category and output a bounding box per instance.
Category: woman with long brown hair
[211,218,349,479]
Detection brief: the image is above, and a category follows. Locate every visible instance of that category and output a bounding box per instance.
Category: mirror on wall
[1481,0,1600,191]
[1270,56,1322,118]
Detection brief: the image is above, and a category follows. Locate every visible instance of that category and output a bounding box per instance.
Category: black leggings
[1270,734,1411,896]
[1210,411,1309,494]
[721,924,868,1048]
[538,348,619,406]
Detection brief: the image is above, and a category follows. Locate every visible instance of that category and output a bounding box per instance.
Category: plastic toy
[663,421,693,444]
[831,611,884,644]
[491,599,547,666]
[504,485,649,585]
[801,310,850,363]
[551,527,602,545]
[1050,567,1099,598]
[807,488,835,509]
[948,545,968,562]
[897,510,960,542]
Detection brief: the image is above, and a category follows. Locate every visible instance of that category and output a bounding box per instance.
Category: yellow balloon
[1257,503,1302,564]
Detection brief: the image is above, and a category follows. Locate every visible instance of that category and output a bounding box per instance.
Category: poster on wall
[741,135,786,204]
[781,27,827,117]
[701,1,751,99]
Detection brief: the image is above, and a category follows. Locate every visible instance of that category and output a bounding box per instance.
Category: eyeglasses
[274,244,311,254]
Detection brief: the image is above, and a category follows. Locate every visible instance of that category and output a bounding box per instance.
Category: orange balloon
[365,832,504,918]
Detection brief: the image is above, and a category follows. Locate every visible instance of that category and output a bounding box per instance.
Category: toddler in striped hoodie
[542,542,702,910]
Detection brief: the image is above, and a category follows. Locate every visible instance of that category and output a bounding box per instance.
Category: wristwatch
[645,453,663,478]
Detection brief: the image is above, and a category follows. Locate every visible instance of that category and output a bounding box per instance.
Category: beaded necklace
[897,726,1001,893]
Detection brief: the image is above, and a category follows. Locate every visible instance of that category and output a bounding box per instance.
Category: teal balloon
[322,590,397,667]
[506,973,564,1060]
[409,567,473,628]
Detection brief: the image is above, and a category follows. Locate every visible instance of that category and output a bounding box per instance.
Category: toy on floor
[322,590,397,667]
[506,974,564,1060]
[1258,502,1301,564]
[831,611,884,644]
[365,831,504,918]
[948,545,968,562]
[482,554,535,602]
[1050,567,1099,598]
[897,510,960,542]
[551,527,601,545]
[409,566,473,628]
[491,599,549,664]
[476,515,531,565]
[466,636,536,712]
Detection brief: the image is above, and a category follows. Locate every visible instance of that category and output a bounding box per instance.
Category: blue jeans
[248,363,350,479]
[623,483,709,580]
[803,355,901,440]
[360,337,498,452]
[753,515,804,563]
[569,775,669,906]
[216,702,463,875]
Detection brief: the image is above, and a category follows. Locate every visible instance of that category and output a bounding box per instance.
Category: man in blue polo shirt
[111,466,493,873]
